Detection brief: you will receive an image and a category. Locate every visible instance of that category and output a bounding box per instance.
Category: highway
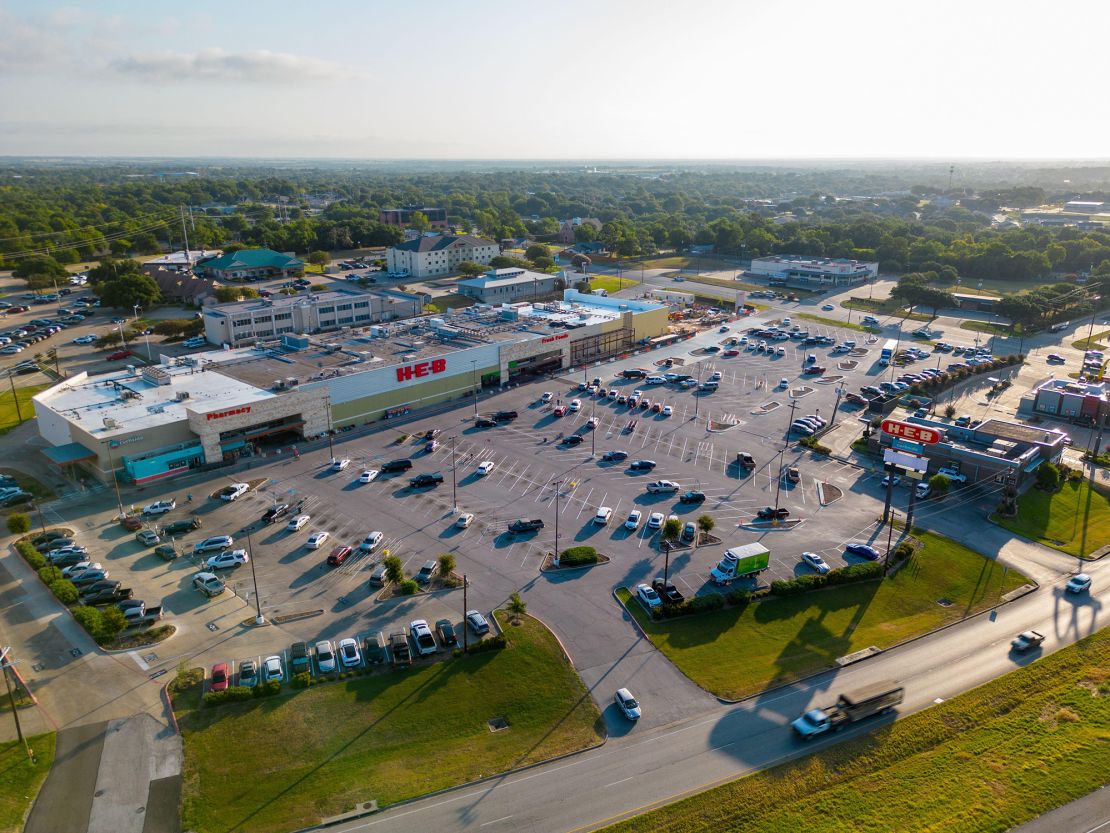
[334,547,1105,833]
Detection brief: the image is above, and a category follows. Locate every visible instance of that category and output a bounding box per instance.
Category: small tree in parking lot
[383,554,404,584]
[697,514,715,533]
[944,404,957,419]
[662,517,682,540]
[6,513,30,535]
[506,592,527,624]
[438,552,456,576]
[928,473,951,497]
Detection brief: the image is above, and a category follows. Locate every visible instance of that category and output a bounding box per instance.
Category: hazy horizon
[3,0,1109,159]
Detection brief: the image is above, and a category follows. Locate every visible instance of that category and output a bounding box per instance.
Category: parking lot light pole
[773,444,787,516]
[693,362,704,421]
[462,574,468,653]
[0,648,31,763]
[830,385,845,429]
[103,441,125,518]
[470,361,478,416]
[553,479,563,566]
[245,529,264,625]
[5,372,23,425]
[324,394,335,460]
[450,436,458,511]
[590,399,596,457]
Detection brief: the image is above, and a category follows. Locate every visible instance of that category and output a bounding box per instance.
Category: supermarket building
[34,291,669,484]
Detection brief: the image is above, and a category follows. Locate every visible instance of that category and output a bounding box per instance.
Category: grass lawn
[0,384,48,436]
[796,312,874,333]
[960,320,1012,336]
[588,275,639,293]
[618,530,1028,700]
[177,613,603,833]
[997,478,1110,558]
[600,627,1110,833]
[1072,330,1110,351]
[0,733,55,833]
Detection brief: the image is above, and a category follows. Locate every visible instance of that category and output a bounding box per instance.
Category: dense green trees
[94,272,161,309]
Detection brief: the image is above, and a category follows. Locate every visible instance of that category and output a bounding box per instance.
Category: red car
[107,350,132,361]
[722,349,740,357]
[210,663,229,692]
[326,545,352,566]
[803,365,826,375]
[553,405,567,417]
[9,305,29,313]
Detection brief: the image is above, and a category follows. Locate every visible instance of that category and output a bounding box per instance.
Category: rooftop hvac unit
[102,417,119,429]
[175,391,190,401]
[125,364,136,375]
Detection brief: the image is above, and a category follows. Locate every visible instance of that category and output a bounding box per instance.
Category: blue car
[845,543,881,560]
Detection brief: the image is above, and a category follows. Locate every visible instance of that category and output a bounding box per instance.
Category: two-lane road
[338,555,1104,833]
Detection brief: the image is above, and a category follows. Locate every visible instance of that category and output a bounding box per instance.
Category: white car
[358,469,379,484]
[586,416,600,430]
[710,371,722,382]
[219,482,249,502]
[409,619,437,656]
[779,377,790,388]
[286,514,310,531]
[881,474,901,487]
[262,655,283,683]
[72,334,97,344]
[937,467,967,483]
[61,561,102,579]
[141,499,176,516]
[647,511,665,529]
[801,552,830,574]
[568,399,582,412]
[662,405,673,417]
[1065,573,1092,594]
[540,392,553,403]
[456,512,475,529]
[205,549,249,570]
[594,506,613,525]
[315,640,336,673]
[306,531,329,549]
[776,346,786,356]
[476,461,495,476]
[646,480,680,494]
[624,510,642,530]
[338,637,362,668]
[636,583,662,609]
[915,482,931,499]
[615,687,641,721]
[194,535,233,554]
[331,458,350,472]
[359,530,384,552]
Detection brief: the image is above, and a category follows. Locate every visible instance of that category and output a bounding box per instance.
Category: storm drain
[488,716,510,732]
[936,598,954,607]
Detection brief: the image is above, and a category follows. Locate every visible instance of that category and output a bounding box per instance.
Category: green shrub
[38,565,63,584]
[252,680,281,698]
[72,605,103,639]
[6,513,30,535]
[1037,462,1060,489]
[466,634,507,654]
[49,579,79,606]
[684,593,725,613]
[17,542,46,570]
[438,552,456,575]
[398,579,419,595]
[726,587,751,606]
[382,555,404,584]
[203,686,254,707]
[291,671,312,689]
[559,546,598,566]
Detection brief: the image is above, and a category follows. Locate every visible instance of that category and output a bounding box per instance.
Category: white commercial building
[386,234,499,278]
[456,268,559,303]
[750,255,878,286]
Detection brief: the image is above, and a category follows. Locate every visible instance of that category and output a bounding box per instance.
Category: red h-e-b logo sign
[396,358,447,383]
[881,419,941,444]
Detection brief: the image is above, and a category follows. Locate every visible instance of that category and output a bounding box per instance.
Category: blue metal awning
[41,442,96,465]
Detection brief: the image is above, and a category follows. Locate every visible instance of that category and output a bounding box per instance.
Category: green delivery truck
[710,543,770,585]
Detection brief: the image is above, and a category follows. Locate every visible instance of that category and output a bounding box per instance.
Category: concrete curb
[161,682,180,735]
[100,624,178,654]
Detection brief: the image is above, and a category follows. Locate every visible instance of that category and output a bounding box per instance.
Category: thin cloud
[108,48,356,83]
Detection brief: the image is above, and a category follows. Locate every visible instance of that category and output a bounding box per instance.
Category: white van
[645,375,667,385]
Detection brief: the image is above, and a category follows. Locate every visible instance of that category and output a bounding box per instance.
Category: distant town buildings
[750,255,877,286]
[456,268,559,303]
[144,250,221,272]
[193,248,304,282]
[378,206,449,229]
[1064,200,1106,214]
[386,234,498,278]
[142,266,221,307]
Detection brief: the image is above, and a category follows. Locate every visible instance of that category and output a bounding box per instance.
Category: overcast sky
[2,0,1107,159]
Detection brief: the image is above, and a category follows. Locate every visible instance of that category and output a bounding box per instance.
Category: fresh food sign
[881,419,941,445]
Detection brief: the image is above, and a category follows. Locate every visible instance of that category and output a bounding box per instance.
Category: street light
[244,529,264,625]
[450,435,458,510]
[553,479,563,566]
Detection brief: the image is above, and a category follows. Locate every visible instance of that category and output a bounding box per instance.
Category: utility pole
[773,444,787,517]
[0,648,31,763]
[830,384,845,429]
[590,398,596,457]
[462,574,468,653]
[663,545,671,585]
[553,479,562,566]
[786,397,798,440]
[245,529,264,625]
[104,441,124,518]
[450,436,458,510]
[882,463,895,524]
[6,373,23,425]
[470,361,478,417]
[693,361,704,421]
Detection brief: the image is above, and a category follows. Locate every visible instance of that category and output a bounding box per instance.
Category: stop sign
[881,419,942,444]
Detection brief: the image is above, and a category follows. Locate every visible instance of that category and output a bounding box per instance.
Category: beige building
[386,234,498,278]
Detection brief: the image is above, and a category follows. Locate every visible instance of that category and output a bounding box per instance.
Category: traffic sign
[881,419,941,444]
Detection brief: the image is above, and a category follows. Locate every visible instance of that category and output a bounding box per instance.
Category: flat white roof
[36,364,275,438]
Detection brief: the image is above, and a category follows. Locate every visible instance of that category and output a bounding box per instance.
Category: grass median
[600,626,1110,833]
[795,312,875,333]
[618,530,1028,700]
[588,275,639,293]
[0,733,55,833]
[177,613,603,833]
[0,383,48,435]
[996,478,1110,558]
[1072,330,1110,351]
[960,320,1012,336]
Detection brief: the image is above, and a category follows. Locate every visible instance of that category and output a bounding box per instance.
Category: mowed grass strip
[0,384,48,435]
[600,627,1110,833]
[588,276,639,293]
[0,733,55,833]
[795,312,874,333]
[1072,329,1110,351]
[959,320,1012,336]
[618,531,1027,700]
[997,478,1110,558]
[178,614,603,833]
